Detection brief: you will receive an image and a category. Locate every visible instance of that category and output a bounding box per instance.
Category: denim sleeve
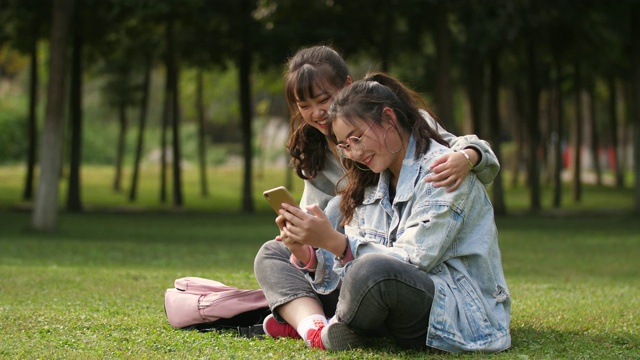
[304,248,341,294]
[324,195,345,231]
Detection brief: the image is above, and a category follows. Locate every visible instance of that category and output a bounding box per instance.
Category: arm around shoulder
[447,134,500,186]
[421,110,500,185]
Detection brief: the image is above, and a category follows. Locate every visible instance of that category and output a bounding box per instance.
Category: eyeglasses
[335,123,374,158]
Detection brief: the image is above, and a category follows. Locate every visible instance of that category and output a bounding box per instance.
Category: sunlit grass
[0,164,635,214]
[0,164,305,213]
[0,163,638,358]
[0,210,638,359]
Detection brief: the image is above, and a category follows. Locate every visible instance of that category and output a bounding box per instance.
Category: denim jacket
[299,110,500,214]
[307,136,511,353]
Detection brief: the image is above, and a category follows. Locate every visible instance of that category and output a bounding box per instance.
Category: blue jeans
[254,241,435,349]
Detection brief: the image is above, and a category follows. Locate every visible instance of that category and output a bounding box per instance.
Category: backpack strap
[178,306,271,338]
[190,323,266,338]
[237,324,266,338]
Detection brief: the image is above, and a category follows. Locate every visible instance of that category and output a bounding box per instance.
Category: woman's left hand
[425,150,476,192]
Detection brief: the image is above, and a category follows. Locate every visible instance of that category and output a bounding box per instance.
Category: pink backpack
[164,277,270,336]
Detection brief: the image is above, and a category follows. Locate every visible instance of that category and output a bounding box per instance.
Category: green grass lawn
[0,164,636,213]
[0,164,309,213]
[0,165,638,359]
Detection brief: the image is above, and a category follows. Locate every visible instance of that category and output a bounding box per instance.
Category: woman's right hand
[276,214,310,262]
[279,203,346,258]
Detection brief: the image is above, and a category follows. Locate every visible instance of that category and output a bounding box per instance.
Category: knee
[344,253,400,284]
[254,239,287,271]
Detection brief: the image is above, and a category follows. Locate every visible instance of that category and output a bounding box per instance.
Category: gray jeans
[254,240,435,349]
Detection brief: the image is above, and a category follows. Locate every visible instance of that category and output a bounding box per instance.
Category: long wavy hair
[328,72,448,225]
[284,45,350,179]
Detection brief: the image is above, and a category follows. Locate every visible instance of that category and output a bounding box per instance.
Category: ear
[382,107,398,126]
[344,75,353,87]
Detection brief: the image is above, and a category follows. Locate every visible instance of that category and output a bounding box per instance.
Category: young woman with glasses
[254,46,503,351]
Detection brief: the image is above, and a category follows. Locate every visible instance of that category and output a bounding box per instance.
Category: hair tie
[364,76,379,84]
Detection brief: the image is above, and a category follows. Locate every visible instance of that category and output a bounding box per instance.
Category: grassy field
[0,164,308,213]
[0,164,636,213]
[0,165,638,359]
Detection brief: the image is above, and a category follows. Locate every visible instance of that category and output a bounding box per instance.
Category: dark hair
[284,45,350,180]
[328,72,447,225]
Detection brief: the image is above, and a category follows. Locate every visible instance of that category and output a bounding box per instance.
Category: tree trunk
[542,90,553,184]
[23,31,38,201]
[465,55,484,136]
[240,0,254,213]
[587,83,602,185]
[196,69,209,197]
[526,37,541,211]
[552,57,564,208]
[285,165,294,192]
[166,17,183,207]
[631,3,640,213]
[66,8,83,212]
[488,56,506,216]
[621,82,631,186]
[572,61,583,203]
[433,0,456,133]
[129,53,151,202]
[113,101,127,192]
[171,67,183,207]
[507,87,524,187]
[608,76,623,188]
[159,67,169,204]
[32,0,74,231]
[284,107,294,191]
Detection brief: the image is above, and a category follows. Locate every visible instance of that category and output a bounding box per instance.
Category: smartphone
[263,186,298,214]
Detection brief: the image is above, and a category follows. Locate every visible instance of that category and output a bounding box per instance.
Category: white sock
[297,314,328,341]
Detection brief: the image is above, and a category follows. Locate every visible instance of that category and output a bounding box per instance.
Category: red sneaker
[262,314,301,339]
[305,325,326,349]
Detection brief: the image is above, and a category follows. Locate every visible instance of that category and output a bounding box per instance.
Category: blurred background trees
[0,0,638,229]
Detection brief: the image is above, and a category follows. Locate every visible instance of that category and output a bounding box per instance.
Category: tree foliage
[0,0,637,225]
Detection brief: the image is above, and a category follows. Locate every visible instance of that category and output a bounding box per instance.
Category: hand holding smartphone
[263,186,298,214]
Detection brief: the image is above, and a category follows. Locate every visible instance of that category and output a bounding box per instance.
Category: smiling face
[295,82,341,135]
[332,108,406,178]
[285,46,352,137]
